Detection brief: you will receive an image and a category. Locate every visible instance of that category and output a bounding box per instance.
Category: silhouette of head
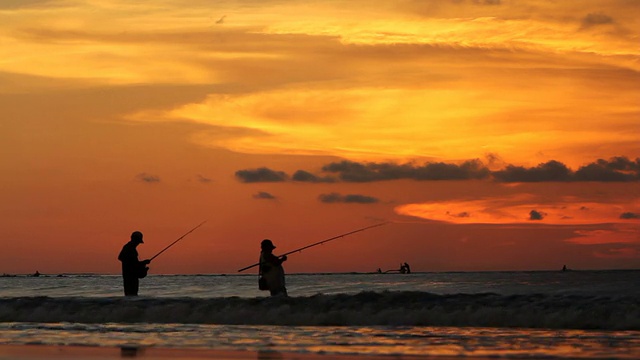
[131,231,144,244]
[261,239,276,250]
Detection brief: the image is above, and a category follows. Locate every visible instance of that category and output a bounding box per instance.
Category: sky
[1,0,639,274]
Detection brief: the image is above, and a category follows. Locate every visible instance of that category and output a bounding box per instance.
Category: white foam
[0,291,637,330]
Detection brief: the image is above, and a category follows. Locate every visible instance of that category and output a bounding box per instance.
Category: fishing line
[149,220,207,262]
[237,222,389,272]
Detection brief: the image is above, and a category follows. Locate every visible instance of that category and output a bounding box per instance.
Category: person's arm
[265,253,286,266]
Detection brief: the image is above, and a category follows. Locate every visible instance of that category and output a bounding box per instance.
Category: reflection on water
[257,350,284,360]
[0,323,638,359]
[120,346,144,357]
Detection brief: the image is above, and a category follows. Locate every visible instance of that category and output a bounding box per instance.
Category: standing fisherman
[259,239,288,297]
[118,231,151,296]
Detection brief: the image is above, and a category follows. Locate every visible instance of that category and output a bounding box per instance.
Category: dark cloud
[494,157,640,182]
[318,192,341,203]
[492,160,572,182]
[196,174,212,183]
[321,159,490,182]
[343,194,379,204]
[292,170,336,183]
[484,152,505,168]
[416,160,490,180]
[447,211,470,218]
[318,192,379,204]
[529,210,545,221]
[253,191,276,200]
[236,157,639,185]
[136,173,160,183]
[606,156,640,171]
[321,161,393,182]
[620,212,640,219]
[575,164,631,181]
[574,157,640,181]
[581,13,614,28]
[235,167,287,183]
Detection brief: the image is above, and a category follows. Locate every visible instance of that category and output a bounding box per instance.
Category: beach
[0,345,330,360]
[0,344,486,360]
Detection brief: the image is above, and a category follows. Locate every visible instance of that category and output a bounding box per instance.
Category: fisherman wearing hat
[259,239,288,296]
[118,231,151,296]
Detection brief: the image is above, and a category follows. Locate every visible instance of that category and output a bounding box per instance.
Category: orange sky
[1,0,638,274]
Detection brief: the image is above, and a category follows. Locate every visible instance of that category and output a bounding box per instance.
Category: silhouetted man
[118,231,151,296]
[259,239,287,297]
[403,262,411,274]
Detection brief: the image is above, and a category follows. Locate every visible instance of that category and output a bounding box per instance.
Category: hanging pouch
[258,276,269,290]
[138,264,149,279]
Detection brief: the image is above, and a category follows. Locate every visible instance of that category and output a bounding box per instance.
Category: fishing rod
[149,220,207,262]
[237,222,388,272]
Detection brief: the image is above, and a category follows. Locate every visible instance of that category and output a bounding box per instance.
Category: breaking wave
[1,291,638,330]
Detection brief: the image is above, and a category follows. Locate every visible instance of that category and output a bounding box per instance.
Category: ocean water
[0,271,639,358]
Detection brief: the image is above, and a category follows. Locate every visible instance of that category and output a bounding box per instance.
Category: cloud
[196,174,212,183]
[493,160,572,182]
[318,192,379,204]
[320,157,640,183]
[237,156,640,185]
[447,211,471,218]
[292,170,336,183]
[484,152,506,169]
[581,13,614,28]
[321,159,490,182]
[0,0,59,9]
[494,157,640,182]
[566,226,640,245]
[473,0,501,5]
[620,212,640,219]
[395,196,640,225]
[574,157,640,181]
[235,167,287,183]
[529,210,545,220]
[253,191,276,200]
[343,194,380,204]
[136,173,160,183]
[6,0,639,172]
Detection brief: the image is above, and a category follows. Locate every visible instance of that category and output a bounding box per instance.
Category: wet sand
[0,344,492,360]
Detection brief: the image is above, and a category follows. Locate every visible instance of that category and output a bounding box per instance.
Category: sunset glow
[1,0,638,274]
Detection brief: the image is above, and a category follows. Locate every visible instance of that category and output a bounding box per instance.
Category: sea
[0,270,639,359]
